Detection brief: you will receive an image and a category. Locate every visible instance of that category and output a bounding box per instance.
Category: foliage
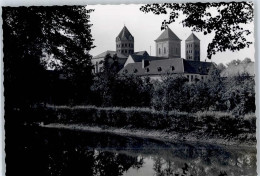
[91,56,153,107]
[140,2,253,59]
[151,70,255,115]
[43,105,256,139]
[3,6,95,108]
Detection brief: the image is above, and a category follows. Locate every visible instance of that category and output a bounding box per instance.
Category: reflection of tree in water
[153,157,229,176]
[94,151,143,176]
[12,128,255,176]
[48,147,144,176]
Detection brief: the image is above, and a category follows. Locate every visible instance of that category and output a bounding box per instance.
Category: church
[93,25,216,81]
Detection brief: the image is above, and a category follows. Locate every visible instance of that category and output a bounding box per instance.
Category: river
[5,126,256,176]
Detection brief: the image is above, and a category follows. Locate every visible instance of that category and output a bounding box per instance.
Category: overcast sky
[88,4,255,65]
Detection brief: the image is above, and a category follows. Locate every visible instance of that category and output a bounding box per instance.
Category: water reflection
[6,127,256,176]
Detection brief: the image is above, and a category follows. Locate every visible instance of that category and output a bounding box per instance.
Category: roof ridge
[155,28,181,41]
[117,26,134,40]
[186,33,200,41]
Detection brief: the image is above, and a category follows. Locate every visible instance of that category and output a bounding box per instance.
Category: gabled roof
[134,51,149,56]
[93,50,128,59]
[155,28,181,42]
[183,60,215,75]
[130,54,168,63]
[186,33,200,41]
[116,26,134,41]
[119,58,184,76]
[120,57,216,76]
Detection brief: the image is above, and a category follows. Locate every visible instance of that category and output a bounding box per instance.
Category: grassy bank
[37,105,256,145]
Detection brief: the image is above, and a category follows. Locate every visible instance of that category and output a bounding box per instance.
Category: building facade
[116,26,134,56]
[185,33,200,61]
[119,27,216,81]
[155,28,181,58]
[93,25,216,80]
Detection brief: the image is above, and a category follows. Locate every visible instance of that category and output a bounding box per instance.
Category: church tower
[185,33,200,61]
[155,28,181,58]
[116,26,134,56]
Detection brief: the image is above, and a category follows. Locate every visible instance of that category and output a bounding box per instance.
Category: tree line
[90,56,255,115]
[3,6,255,117]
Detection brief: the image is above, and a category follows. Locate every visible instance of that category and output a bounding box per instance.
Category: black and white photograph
[2,1,257,176]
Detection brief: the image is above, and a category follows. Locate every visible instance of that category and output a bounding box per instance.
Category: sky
[88,4,255,65]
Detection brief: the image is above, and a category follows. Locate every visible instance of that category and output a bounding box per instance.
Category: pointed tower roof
[186,33,200,41]
[116,26,134,40]
[155,28,181,42]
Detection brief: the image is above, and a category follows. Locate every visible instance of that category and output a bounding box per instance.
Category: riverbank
[39,123,256,147]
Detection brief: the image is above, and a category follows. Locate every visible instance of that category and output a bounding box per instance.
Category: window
[176,48,177,54]
[133,69,138,73]
[159,48,161,55]
[164,47,166,54]
[187,75,189,79]
[190,56,192,60]
[191,50,192,53]
[124,69,128,74]
[191,75,193,81]
[146,68,150,72]
[171,66,175,71]
[157,67,162,72]
[201,76,204,80]
[129,43,131,47]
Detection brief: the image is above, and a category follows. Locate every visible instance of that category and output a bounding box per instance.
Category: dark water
[6,126,256,176]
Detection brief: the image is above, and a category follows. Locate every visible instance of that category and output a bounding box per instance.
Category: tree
[241,57,252,64]
[226,59,241,67]
[3,6,95,107]
[140,2,253,59]
[216,63,226,72]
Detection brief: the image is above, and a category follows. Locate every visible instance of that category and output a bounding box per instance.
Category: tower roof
[116,26,134,40]
[155,28,181,42]
[186,33,200,41]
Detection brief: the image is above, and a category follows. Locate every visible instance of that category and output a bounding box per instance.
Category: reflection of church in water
[93,25,215,81]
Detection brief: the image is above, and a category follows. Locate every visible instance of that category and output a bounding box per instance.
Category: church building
[92,26,147,73]
[93,25,216,81]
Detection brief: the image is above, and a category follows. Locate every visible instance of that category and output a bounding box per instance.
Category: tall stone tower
[116,26,134,56]
[185,33,200,61]
[155,28,181,58]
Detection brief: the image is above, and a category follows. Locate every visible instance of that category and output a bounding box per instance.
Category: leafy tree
[152,75,188,111]
[241,57,252,64]
[217,63,226,72]
[3,6,95,108]
[226,59,242,67]
[140,2,253,59]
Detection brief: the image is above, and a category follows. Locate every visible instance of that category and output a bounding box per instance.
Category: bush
[43,106,256,137]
